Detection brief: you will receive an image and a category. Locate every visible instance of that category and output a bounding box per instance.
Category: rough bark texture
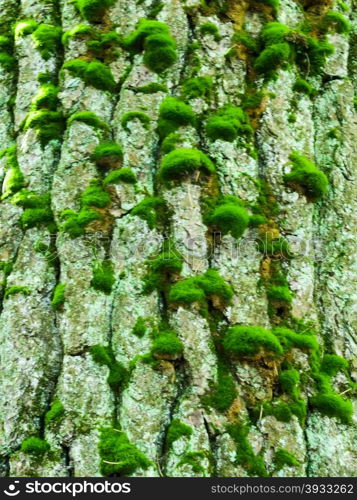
[0,0,356,478]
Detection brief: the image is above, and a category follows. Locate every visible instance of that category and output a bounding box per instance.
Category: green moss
[274,448,299,470]
[4,286,31,299]
[81,181,111,208]
[151,331,184,359]
[32,24,62,60]
[257,236,291,259]
[91,142,123,168]
[0,52,16,71]
[166,419,192,449]
[91,260,115,294]
[132,317,147,338]
[67,111,109,130]
[136,82,168,94]
[157,97,195,139]
[159,148,215,182]
[249,214,267,227]
[15,20,38,38]
[168,269,233,310]
[63,59,116,92]
[87,31,121,59]
[74,0,116,22]
[232,31,258,53]
[204,362,237,412]
[310,392,353,424]
[103,168,137,185]
[208,196,249,239]
[24,110,65,146]
[206,106,252,142]
[123,19,177,74]
[143,249,183,294]
[61,208,101,238]
[31,83,59,111]
[322,11,350,34]
[148,1,164,18]
[288,113,296,123]
[293,78,315,96]
[320,354,349,377]
[90,344,127,391]
[284,152,329,202]
[45,399,64,426]
[21,437,50,457]
[279,369,300,399]
[62,24,94,45]
[182,76,213,100]
[200,22,221,41]
[224,325,283,358]
[16,192,55,230]
[254,42,291,74]
[0,146,25,199]
[161,133,182,153]
[178,451,207,474]
[227,424,268,477]
[256,0,279,9]
[121,111,151,131]
[273,327,319,352]
[267,284,293,303]
[131,196,166,229]
[99,428,151,476]
[51,283,66,310]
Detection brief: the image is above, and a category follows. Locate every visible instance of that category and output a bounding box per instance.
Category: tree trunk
[0,0,355,477]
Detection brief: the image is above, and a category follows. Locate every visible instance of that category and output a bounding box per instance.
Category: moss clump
[62,24,94,45]
[310,392,353,424]
[21,208,54,230]
[151,331,184,359]
[123,19,177,74]
[293,78,315,96]
[99,428,151,476]
[121,111,151,132]
[74,0,116,22]
[199,22,221,41]
[90,344,127,391]
[4,286,31,299]
[63,59,116,92]
[227,424,268,477]
[61,208,101,238]
[45,399,64,426]
[24,110,65,146]
[254,42,291,74]
[224,325,283,358]
[81,181,111,208]
[204,363,237,412]
[132,317,147,338]
[284,152,329,202]
[143,249,183,294]
[67,111,109,130]
[166,419,192,449]
[31,83,59,110]
[131,196,166,229]
[273,327,319,352]
[274,449,299,470]
[136,82,168,94]
[21,437,50,456]
[208,196,249,239]
[92,142,123,168]
[158,148,215,182]
[13,192,55,230]
[0,36,15,71]
[279,369,300,399]
[157,97,195,139]
[15,20,38,38]
[161,133,183,153]
[0,146,25,199]
[267,284,293,303]
[103,168,137,186]
[320,354,349,377]
[91,260,115,294]
[169,269,233,310]
[32,24,62,60]
[206,106,252,142]
[51,283,66,310]
[321,11,350,34]
[87,31,121,59]
[182,76,213,101]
